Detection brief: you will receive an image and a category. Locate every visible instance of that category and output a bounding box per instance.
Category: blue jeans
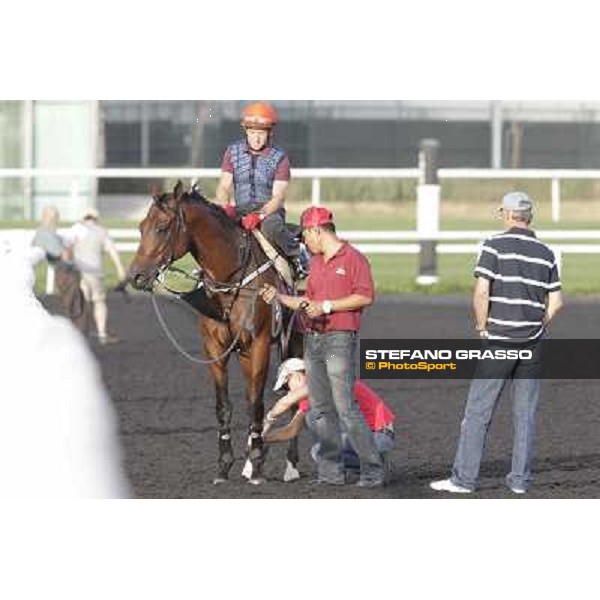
[451,341,542,491]
[307,428,395,471]
[304,331,384,484]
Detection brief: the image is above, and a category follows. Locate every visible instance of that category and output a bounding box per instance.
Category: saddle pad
[252,230,294,288]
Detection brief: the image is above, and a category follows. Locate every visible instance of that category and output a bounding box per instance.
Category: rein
[271,296,308,360]
[151,289,261,365]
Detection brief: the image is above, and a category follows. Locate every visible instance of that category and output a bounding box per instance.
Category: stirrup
[291,257,308,281]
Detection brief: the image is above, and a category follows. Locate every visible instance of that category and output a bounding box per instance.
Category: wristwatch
[322,300,333,314]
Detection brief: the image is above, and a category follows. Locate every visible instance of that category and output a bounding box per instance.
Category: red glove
[224,204,237,219]
[241,212,265,230]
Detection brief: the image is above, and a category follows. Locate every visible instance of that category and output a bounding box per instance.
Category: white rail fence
[4,166,600,221]
[3,167,600,292]
[2,228,599,294]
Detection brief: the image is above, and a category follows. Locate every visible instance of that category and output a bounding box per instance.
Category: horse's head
[129,180,191,291]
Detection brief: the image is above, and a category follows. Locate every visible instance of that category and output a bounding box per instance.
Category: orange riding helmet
[241,101,278,130]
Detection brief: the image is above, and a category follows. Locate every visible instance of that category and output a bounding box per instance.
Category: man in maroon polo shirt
[260,206,385,487]
[213,101,304,277]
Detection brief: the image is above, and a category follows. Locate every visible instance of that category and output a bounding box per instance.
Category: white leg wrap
[283,460,300,482]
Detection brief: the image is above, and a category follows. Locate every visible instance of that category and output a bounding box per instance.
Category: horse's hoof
[241,459,252,479]
[213,477,228,485]
[248,477,266,486]
[283,460,301,482]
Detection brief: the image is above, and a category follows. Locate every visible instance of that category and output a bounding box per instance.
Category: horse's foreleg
[213,363,233,483]
[238,332,271,484]
[202,321,234,484]
[284,436,301,482]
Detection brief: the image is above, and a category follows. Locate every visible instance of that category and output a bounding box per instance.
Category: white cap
[273,358,306,391]
[83,207,99,220]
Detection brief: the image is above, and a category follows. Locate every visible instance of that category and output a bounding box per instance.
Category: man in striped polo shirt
[431,191,563,494]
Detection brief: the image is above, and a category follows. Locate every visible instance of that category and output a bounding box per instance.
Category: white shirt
[66,221,118,276]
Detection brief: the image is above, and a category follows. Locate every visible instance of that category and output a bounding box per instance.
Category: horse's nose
[132,273,148,290]
[128,269,148,290]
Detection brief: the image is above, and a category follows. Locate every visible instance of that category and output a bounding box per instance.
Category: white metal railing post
[551,177,561,222]
[416,139,440,285]
[311,177,321,206]
[554,248,562,277]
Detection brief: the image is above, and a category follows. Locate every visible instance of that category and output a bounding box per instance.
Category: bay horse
[128,181,302,484]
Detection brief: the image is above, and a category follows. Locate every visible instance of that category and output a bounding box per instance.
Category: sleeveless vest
[229,140,286,210]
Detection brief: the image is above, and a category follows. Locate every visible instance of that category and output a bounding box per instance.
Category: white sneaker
[430,478,472,494]
[508,486,526,495]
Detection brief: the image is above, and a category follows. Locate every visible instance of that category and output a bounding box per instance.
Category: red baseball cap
[300,206,334,229]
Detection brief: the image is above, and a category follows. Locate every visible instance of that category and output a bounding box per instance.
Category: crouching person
[263,358,396,483]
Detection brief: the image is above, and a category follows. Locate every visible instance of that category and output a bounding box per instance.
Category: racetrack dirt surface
[43,293,600,499]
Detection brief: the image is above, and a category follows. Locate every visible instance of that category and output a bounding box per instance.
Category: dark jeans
[54,263,86,330]
[304,331,384,484]
[261,211,298,256]
[451,340,543,491]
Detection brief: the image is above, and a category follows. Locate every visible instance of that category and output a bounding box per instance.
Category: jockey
[215,101,307,279]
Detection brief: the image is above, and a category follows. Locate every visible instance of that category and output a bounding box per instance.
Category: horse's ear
[150,183,162,203]
[173,180,184,201]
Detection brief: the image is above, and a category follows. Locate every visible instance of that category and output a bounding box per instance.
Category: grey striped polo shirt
[474,227,561,341]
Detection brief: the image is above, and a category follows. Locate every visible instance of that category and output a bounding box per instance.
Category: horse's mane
[183,190,239,232]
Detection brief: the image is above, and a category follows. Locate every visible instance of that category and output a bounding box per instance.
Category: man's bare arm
[473,276,491,332]
[215,172,234,206]
[264,412,306,443]
[268,385,309,419]
[544,290,564,327]
[260,180,288,216]
[105,238,126,280]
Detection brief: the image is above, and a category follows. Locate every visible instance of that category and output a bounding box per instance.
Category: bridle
[152,193,275,297]
[149,195,189,286]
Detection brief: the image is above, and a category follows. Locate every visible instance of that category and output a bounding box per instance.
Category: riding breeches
[260,211,299,257]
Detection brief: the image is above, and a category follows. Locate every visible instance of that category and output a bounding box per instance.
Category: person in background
[66,207,127,345]
[263,358,395,480]
[31,205,85,329]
